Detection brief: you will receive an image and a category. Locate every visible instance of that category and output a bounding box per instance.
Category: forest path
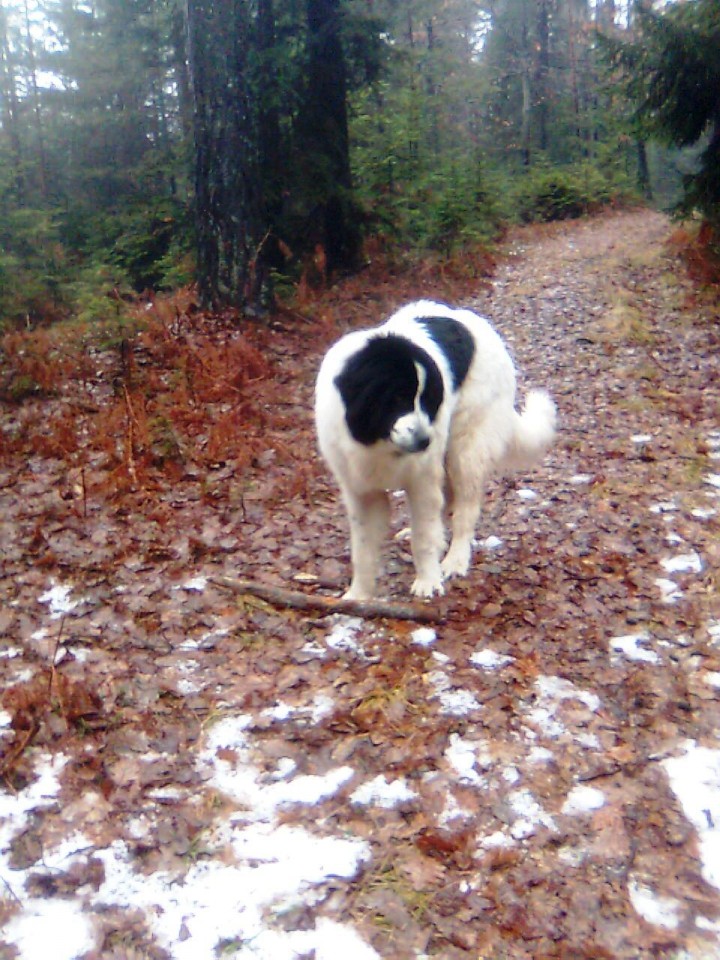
[1,208,719,960]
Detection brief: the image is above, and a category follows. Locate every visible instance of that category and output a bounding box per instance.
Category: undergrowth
[0,290,274,500]
[667,221,720,287]
[0,239,499,508]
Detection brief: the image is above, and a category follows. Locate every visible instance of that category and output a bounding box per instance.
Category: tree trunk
[296,0,361,274]
[0,3,25,203]
[636,139,652,199]
[185,0,263,310]
[535,0,550,154]
[23,0,48,200]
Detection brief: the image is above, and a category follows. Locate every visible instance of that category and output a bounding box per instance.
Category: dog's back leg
[342,489,390,600]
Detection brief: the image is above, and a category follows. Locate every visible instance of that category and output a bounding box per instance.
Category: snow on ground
[2,419,720,959]
[2,712,378,960]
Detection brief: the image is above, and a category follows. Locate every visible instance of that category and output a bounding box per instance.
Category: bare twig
[210,576,445,624]
[0,721,41,780]
[48,615,67,720]
[122,384,140,488]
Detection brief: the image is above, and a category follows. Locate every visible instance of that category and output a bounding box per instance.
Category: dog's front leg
[343,489,390,600]
[406,480,446,598]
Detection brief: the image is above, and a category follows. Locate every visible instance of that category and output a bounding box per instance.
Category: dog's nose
[414,434,431,451]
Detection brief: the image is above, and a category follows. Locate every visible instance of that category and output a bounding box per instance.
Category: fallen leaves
[1,209,719,959]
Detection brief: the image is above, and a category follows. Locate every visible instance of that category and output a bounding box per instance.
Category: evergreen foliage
[0,0,698,327]
[601,0,720,226]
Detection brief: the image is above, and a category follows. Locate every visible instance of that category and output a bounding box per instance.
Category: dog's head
[334,335,443,453]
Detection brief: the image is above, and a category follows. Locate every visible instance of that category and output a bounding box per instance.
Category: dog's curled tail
[504,389,557,471]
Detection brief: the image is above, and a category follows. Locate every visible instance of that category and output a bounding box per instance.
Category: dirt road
[1,209,719,960]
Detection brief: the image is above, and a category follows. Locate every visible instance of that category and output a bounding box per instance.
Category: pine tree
[602,0,720,224]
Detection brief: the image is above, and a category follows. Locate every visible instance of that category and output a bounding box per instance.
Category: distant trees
[185,0,364,310]
[0,0,714,326]
[602,0,720,226]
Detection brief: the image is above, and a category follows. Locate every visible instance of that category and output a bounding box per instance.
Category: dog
[314,300,556,599]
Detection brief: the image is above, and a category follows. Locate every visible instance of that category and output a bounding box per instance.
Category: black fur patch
[335,335,444,446]
[420,316,475,390]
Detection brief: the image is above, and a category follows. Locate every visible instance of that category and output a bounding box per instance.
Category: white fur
[315,300,557,599]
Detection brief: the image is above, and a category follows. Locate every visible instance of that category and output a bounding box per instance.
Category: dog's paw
[411,576,445,599]
[343,585,373,601]
[441,548,471,580]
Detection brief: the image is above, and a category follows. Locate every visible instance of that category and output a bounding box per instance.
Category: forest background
[0,0,718,330]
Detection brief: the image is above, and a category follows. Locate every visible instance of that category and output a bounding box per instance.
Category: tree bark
[296,0,361,273]
[185,0,263,310]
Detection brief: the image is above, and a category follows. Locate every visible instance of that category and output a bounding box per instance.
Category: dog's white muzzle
[390,414,432,454]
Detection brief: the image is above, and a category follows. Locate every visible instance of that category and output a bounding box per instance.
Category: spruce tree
[602,0,720,225]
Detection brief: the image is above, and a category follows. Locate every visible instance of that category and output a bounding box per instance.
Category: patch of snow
[91,826,373,960]
[4,899,95,960]
[260,694,334,726]
[696,916,720,934]
[427,672,481,716]
[610,633,660,665]
[655,578,683,604]
[704,672,720,689]
[0,755,97,960]
[508,789,557,839]
[705,474,720,491]
[527,746,554,764]
[469,649,514,670]
[350,775,417,809]
[445,734,487,786]
[0,752,68,828]
[662,742,720,891]
[270,758,297,781]
[262,702,295,722]
[661,552,703,575]
[628,879,681,930]
[517,488,538,501]
[709,621,720,645]
[313,918,382,960]
[650,501,678,515]
[525,676,600,743]
[479,830,515,850]
[326,616,364,654]
[310,694,335,722]
[631,434,653,444]
[561,785,605,816]
[558,846,586,867]
[437,688,482,716]
[176,576,207,592]
[569,474,593,485]
[480,535,503,550]
[438,792,474,826]
[691,507,717,520]
[411,627,437,647]
[535,676,601,712]
[38,583,77,619]
[0,716,374,960]
[0,645,22,659]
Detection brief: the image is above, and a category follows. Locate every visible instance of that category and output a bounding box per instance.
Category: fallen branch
[210,576,445,624]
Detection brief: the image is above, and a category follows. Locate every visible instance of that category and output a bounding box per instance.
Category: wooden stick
[210,576,445,624]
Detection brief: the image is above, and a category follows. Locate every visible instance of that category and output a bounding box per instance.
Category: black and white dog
[315,301,556,599]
